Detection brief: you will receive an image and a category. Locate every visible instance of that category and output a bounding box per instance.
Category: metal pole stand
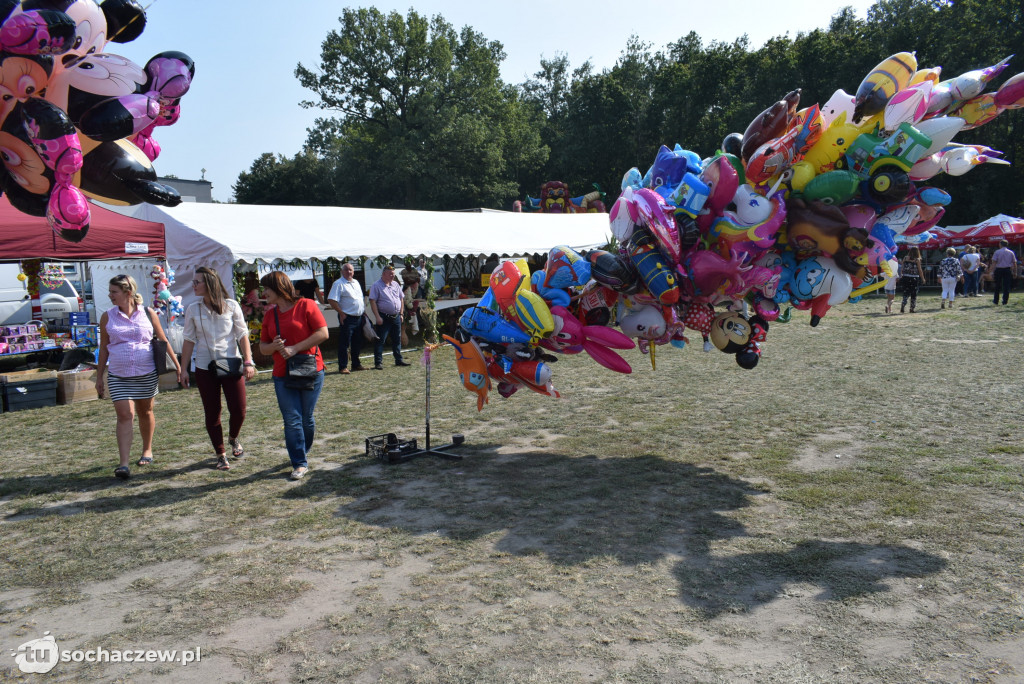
[393,343,463,463]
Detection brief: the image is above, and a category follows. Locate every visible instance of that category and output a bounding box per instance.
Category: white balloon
[910,153,942,181]
[915,117,965,157]
[732,185,773,225]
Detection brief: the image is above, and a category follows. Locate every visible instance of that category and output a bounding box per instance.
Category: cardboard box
[72,325,100,347]
[0,368,58,384]
[57,368,99,404]
[158,371,180,391]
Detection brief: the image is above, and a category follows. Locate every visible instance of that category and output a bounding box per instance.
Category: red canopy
[944,215,1024,247]
[0,196,165,261]
[915,228,955,250]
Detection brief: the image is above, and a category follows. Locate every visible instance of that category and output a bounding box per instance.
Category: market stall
[0,197,168,408]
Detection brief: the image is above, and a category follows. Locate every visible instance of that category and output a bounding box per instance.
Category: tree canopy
[234,0,1024,223]
[239,8,545,210]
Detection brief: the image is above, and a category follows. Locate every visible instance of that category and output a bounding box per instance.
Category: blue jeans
[993,268,1013,304]
[373,313,403,365]
[338,314,364,370]
[273,371,324,468]
[964,270,979,296]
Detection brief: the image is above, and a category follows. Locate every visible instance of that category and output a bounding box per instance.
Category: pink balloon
[994,72,1024,110]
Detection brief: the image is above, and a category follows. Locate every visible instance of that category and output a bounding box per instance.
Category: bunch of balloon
[440,52,1024,409]
[0,0,194,243]
[450,249,635,407]
[608,51,1024,358]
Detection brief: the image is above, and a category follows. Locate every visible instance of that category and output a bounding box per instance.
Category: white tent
[111,202,610,305]
[119,202,609,264]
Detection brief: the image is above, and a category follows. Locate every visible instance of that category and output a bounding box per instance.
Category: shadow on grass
[0,460,216,501]
[3,462,293,520]
[318,443,946,615]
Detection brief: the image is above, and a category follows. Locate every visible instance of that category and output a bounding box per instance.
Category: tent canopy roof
[121,202,610,266]
[937,214,1024,247]
[0,196,165,261]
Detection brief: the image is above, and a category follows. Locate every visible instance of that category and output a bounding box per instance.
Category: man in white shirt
[327,263,366,374]
[960,246,981,297]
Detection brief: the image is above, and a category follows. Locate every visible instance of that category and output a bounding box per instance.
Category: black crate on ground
[365,433,418,463]
[3,377,58,412]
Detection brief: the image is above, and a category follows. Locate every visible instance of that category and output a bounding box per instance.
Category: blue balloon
[459,307,531,345]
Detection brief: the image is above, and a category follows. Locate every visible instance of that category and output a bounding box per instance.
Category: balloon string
[109,1,159,43]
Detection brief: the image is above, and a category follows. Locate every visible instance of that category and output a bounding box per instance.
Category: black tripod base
[391,442,463,463]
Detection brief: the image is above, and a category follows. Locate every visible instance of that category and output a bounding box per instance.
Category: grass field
[1,291,1022,683]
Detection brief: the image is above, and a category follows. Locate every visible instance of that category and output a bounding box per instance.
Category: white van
[0,263,83,326]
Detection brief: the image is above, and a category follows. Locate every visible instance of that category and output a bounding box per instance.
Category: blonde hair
[946,247,957,256]
[109,274,144,306]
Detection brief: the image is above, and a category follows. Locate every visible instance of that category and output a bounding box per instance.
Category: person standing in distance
[368,264,409,369]
[960,246,981,297]
[327,262,365,374]
[990,239,1018,305]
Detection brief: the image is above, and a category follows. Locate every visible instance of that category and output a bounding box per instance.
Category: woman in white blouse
[178,267,256,470]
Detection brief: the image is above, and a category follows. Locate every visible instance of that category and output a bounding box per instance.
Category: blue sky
[120,0,878,201]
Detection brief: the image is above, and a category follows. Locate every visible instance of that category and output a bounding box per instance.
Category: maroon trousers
[194,367,247,455]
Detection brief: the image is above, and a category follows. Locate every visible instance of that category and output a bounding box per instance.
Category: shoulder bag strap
[298,299,318,357]
[272,303,318,358]
[196,304,215,355]
[146,307,164,340]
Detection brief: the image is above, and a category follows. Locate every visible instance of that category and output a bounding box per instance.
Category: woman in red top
[258,271,329,480]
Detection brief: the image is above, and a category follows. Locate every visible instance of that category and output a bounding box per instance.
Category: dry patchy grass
[1,291,1023,682]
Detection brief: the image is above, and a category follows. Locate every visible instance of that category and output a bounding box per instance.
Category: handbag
[209,357,243,378]
[273,307,319,390]
[198,304,243,379]
[147,308,169,374]
[361,313,378,342]
[152,338,169,375]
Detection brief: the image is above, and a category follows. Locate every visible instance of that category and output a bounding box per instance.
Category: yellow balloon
[514,289,555,344]
[789,161,816,192]
[909,67,942,87]
[513,258,531,282]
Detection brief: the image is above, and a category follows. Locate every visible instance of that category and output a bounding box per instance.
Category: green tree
[232,151,335,205]
[294,8,546,210]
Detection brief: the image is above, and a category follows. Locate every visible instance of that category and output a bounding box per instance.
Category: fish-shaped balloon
[444,334,490,411]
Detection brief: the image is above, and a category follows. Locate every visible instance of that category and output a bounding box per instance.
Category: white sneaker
[290,467,308,480]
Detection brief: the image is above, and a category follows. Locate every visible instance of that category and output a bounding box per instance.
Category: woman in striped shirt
[95,274,181,480]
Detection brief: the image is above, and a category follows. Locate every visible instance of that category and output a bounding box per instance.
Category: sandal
[114,466,131,480]
[137,456,153,466]
[215,455,231,471]
[230,439,245,458]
